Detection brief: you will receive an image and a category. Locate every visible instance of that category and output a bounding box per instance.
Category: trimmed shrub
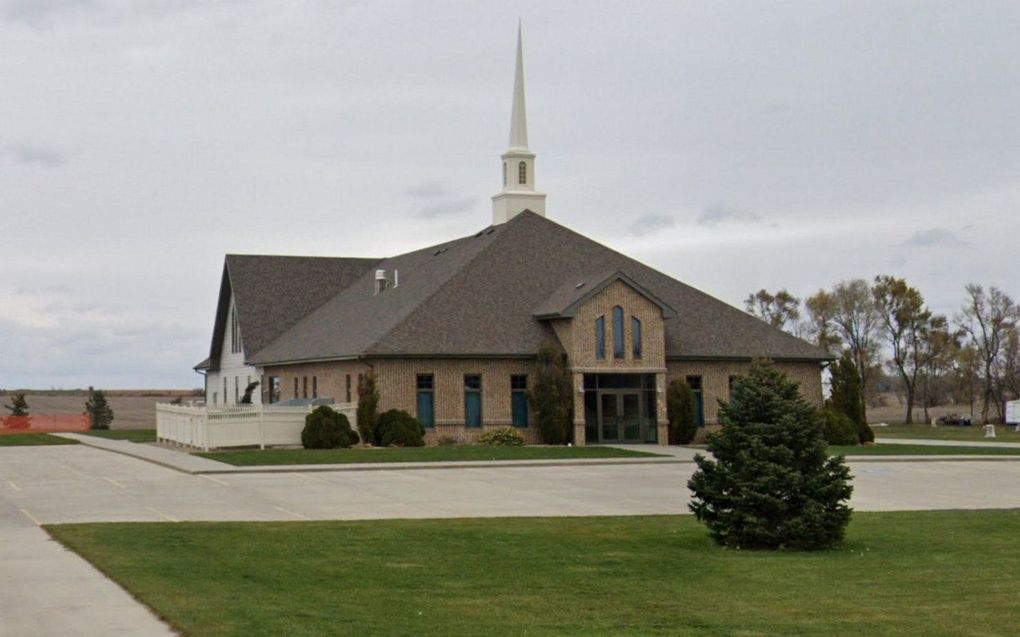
[478,427,525,447]
[376,409,425,447]
[356,373,380,445]
[301,405,359,449]
[667,379,698,444]
[829,351,874,444]
[820,408,859,446]
[688,360,853,550]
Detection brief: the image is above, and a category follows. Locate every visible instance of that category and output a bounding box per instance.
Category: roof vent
[374,269,387,295]
[575,282,586,289]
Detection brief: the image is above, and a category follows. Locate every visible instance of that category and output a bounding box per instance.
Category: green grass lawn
[0,433,79,446]
[875,424,1019,442]
[831,443,1020,456]
[80,428,156,442]
[198,445,664,466]
[47,510,1020,637]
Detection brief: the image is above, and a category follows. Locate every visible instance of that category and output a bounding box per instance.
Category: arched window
[613,306,625,359]
[632,316,642,359]
[595,316,606,359]
[518,161,527,185]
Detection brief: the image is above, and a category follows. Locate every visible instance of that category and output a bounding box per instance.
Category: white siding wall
[206,297,262,406]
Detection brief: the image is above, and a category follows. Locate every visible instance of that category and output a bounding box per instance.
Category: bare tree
[744,288,801,333]
[955,284,1018,423]
[803,289,841,354]
[918,315,958,424]
[830,279,881,407]
[872,275,931,424]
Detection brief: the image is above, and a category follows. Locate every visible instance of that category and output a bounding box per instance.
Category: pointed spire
[508,21,529,150]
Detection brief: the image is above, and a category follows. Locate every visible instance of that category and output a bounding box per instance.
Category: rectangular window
[223,378,228,405]
[294,377,299,399]
[212,392,218,406]
[302,376,308,399]
[234,377,239,403]
[312,376,318,399]
[464,374,482,427]
[345,374,351,403]
[686,375,705,427]
[511,375,528,427]
[613,306,625,359]
[269,377,280,404]
[595,316,606,359]
[416,374,435,428]
[632,317,642,359]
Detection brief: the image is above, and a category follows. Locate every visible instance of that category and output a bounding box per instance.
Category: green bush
[820,408,859,446]
[829,351,874,443]
[667,380,698,444]
[356,373,380,445]
[301,405,359,449]
[85,387,114,430]
[477,427,525,447]
[376,409,425,447]
[688,360,853,550]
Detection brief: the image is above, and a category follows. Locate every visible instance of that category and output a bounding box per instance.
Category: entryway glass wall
[583,373,658,444]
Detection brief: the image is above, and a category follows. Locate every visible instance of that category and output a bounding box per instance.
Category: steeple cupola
[492,24,547,225]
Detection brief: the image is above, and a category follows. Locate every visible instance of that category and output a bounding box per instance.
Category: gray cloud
[904,228,967,247]
[4,142,66,166]
[696,203,763,226]
[0,0,101,29]
[404,180,477,218]
[628,213,675,237]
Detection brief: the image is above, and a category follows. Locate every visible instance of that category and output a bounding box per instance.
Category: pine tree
[528,344,574,444]
[3,393,29,416]
[356,373,380,445]
[84,386,114,430]
[829,351,873,443]
[667,379,698,444]
[688,360,853,550]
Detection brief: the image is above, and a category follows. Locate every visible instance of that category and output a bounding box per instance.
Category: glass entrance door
[598,391,642,443]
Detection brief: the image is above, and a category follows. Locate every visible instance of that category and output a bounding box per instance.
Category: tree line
[745,279,1020,424]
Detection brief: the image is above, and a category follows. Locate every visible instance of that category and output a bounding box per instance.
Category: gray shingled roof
[206,254,378,371]
[247,212,831,364]
[533,270,678,319]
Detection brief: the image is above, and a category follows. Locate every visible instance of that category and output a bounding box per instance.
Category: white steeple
[492,22,546,225]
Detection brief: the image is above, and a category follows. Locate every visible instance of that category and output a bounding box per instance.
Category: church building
[195,28,830,445]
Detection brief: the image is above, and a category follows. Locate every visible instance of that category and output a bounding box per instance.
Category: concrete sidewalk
[0,498,174,637]
[877,436,1020,448]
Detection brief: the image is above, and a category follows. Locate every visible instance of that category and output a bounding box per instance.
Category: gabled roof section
[193,357,211,371]
[250,211,832,364]
[206,254,379,370]
[533,270,678,320]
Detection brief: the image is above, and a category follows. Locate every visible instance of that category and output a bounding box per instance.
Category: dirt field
[1,390,198,429]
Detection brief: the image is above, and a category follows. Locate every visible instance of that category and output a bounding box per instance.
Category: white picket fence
[156,403,358,451]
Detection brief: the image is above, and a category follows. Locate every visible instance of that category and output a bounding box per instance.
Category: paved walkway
[877,436,1020,448]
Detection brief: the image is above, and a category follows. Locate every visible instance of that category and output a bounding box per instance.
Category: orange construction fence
[0,414,92,434]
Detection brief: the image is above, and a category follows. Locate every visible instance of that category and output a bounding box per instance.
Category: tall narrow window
[293,378,299,399]
[464,374,482,427]
[312,376,318,399]
[613,306,625,359]
[212,392,218,405]
[511,375,528,427]
[230,306,242,354]
[302,376,308,399]
[345,374,352,403]
[223,378,228,405]
[595,316,606,359]
[234,377,239,403]
[269,377,280,404]
[518,161,527,185]
[686,375,705,427]
[503,161,507,186]
[632,317,642,359]
[417,374,435,428]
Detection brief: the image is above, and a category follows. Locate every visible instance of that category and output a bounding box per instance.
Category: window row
[415,374,529,428]
[595,306,642,360]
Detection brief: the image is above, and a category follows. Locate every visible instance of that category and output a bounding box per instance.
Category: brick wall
[562,280,667,371]
[262,360,372,404]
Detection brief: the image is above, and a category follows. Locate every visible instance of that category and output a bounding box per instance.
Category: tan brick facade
[262,360,372,405]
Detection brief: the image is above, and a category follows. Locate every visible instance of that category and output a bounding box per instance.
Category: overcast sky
[2,1,1019,389]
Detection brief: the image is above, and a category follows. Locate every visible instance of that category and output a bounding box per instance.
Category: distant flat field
[0,391,197,429]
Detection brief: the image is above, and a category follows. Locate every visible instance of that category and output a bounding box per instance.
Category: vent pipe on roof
[374,269,387,295]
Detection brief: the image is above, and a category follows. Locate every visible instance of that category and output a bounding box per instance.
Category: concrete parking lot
[3,443,1020,636]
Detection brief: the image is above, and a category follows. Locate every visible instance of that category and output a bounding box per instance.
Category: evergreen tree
[688,360,854,550]
[528,344,574,444]
[356,373,380,445]
[829,351,873,443]
[85,386,114,430]
[667,379,698,444]
[3,393,29,416]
